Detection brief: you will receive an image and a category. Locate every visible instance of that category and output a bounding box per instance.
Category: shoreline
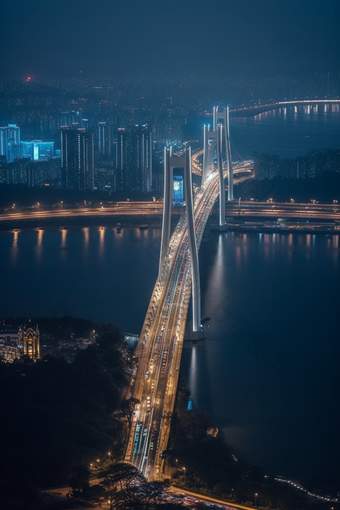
[0,214,339,236]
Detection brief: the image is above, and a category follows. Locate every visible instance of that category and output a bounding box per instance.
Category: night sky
[1,0,340,79]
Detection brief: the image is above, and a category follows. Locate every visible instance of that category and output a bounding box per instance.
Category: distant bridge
[231,98,340,116]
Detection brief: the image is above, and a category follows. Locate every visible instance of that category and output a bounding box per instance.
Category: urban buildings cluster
[0,80,188,193]
[0,119,155,194]
[0,323,40,363]
[0,73,339,193]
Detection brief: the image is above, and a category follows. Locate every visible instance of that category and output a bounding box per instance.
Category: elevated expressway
[124,158,253,481]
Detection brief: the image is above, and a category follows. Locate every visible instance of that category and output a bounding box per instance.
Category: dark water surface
[1,227,339,486]
[182,231,340,486]
[1,110,340,487]
[230,107,340,158]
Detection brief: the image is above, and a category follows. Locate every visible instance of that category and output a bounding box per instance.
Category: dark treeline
[254,148,340,179]
[0,318,129,509]
[237,171,340,203]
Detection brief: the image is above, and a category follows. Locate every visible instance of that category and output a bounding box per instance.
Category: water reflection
[188,346,198,396]
[61,227,67,248]
[11,230,19,266]
[36,228,44,260]
[83,227,89,245]
[99,226,105,256]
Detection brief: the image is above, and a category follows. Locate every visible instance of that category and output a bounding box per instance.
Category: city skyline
[0,1,339,508]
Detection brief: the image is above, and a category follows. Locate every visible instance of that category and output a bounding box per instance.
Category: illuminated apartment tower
[61,127,95,190]
[96,121,114,159]
[22,325,40,361]
[114,125,152,192]
[114,128,130,190]
[0,124,21,162]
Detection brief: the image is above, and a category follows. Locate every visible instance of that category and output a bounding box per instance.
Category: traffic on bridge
[124,147,253,480]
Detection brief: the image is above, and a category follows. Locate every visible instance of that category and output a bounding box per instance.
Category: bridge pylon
[159,147,173,276]
[213,106,233,202]
[160,147,202,333]
[201,106,233,228]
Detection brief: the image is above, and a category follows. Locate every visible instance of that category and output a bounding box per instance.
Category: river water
[1,108,339,487]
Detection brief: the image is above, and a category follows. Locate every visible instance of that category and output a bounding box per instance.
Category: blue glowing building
[21,140,54,161]
[0,124,21,162]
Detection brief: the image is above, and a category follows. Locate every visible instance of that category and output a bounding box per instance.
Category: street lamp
[255,492,258,507]
[37,202,40,210]
[60,201,63,209]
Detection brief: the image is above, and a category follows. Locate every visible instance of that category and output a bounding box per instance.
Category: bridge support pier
[226,106,233,201]
[213,106,233,202]
[184,147,202,333]
[159,147,173,277]
[160,147,202,333]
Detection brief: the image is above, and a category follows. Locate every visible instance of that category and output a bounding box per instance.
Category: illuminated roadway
[1,201,339,223]
[124,157,254,481]
[225,201,340,221]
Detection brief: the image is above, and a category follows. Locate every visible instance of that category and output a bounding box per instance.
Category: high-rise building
[61,127,94,190]
[114,125,152,193]
[114,128,129,191]
[0,124,21,162]
[96,121,114,159]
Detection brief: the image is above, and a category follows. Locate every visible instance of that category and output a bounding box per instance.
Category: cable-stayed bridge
[124,107,254,480]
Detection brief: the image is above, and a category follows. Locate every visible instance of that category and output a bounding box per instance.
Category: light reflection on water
[230,109,340,158]
[182,231,340,485]
[1,228,339,485]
